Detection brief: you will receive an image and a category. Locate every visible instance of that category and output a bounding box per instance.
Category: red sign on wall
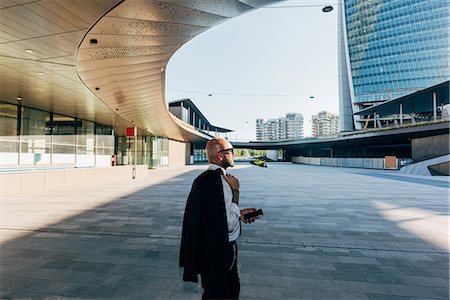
[126,127,136,137]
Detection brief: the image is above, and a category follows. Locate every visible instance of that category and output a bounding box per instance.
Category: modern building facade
[168,99,232,162]
[0,1,286,171]
[169,99,232,139]
[311,111,340,137]
[338,0,450,131]
[256,113,304,141]
[0,101,174,168]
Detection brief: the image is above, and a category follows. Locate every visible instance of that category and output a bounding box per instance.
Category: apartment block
[256,113,304,141]
[311,111,340,137]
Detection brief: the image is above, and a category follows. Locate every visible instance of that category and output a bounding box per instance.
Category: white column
[432,92,437,121]
[399,103,403,126]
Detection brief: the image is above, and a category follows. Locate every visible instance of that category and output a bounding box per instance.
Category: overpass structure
[233,122,449,172]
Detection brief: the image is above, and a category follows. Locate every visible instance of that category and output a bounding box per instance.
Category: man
[179,138,258,299]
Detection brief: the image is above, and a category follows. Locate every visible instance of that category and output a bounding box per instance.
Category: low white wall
[292,156,386,169]
[0,165,148,196]
[266,150,278,161]
[169,140,189,167]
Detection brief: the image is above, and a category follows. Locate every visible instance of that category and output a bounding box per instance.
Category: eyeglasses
[218,148,234,154]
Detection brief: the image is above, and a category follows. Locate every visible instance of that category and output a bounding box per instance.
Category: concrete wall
[412,134,449,162]
[266,150,278,161]
[169,140,190,167]
[292,156,387,169]
[399,154,450,176]
[0,165,148,196]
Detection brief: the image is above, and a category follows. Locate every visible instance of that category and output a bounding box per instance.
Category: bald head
[206,138,234,168]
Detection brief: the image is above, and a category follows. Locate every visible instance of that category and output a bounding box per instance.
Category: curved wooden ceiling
[0,0,281,141]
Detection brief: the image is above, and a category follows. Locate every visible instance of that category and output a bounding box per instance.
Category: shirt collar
[208,163,226,175]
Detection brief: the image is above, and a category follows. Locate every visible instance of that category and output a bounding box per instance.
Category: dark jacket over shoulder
[179,169,231,292]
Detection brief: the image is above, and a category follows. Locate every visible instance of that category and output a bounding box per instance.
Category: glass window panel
[53,114,76,135]
[20,136,51,154]
[0,137,19,152]
[77,146,87,155]
[0,102,18,136]
[21,107,50,135]
[53,145,76,155]
[96,135,114,148]
[53,135,75,145]
[77,119,95,135]
[97,147,113,155]
[95,123,113,135]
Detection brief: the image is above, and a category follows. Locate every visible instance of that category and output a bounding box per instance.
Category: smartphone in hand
[243,209,263,220]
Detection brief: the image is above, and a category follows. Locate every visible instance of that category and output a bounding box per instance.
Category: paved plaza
[0,163,449,299]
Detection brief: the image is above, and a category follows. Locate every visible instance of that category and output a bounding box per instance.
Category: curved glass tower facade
[339,0,450,130]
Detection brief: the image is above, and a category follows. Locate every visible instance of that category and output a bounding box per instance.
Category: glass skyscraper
[338,0,450,131]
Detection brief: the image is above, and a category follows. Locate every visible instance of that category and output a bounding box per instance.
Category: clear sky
[165,0,339,141]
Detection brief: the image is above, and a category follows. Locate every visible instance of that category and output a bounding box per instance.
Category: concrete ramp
[399,154,450,176]
[428,161,450,176]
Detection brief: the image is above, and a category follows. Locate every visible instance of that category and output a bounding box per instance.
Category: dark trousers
[201,242,240,299]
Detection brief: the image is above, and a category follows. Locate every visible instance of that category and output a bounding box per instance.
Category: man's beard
[222,159,234,169]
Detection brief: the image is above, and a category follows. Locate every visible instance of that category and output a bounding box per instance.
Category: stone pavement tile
[396,266,449,278]
[58,283,120,299]
[240,273,336,291]
[272,266,324,279]
[397,275,450,288]
[389,251,436,261]
[410,258,449,269]
[239,262,278,276]
[137,277,185,291]
[376,257,417,267]
[366,294,422,300]
[338,256,382,265]
[321,248,364,257]
[333,262,382,274]
[1,255,46,274]
[109,263,158,277]
[362,273,405,284]
[0,276,33,298]
[113,274,160,289]
[230,285,288,300]
[332,280,390,295]
[300,259,337,270]
[12,279,73,299]
[241,285,370,300]
[67,270,125,286]
[320,270,367,282]
[437,287,450,299]
[13,267,124,287]
[311,253,343,263]
[296,253,328,262]
[384,283,448,298]
[105,248,160,259]
[296,289,369,300]
[375,265,410,277]
[12,248,53,259]
[301,290,370,300]
[261,257,304,268]
[426,253,450,263]
[144,265,181,279]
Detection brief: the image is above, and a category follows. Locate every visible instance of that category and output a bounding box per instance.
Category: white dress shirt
[208,163,241,241]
